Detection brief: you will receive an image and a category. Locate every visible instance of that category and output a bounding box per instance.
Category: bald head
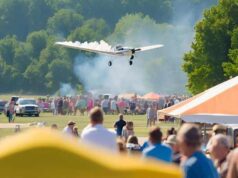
[209,134,230,161]
[212,134,230,149]
[177,123,202,148]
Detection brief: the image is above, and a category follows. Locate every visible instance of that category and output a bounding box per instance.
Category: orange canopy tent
[158,76,238,124]
[143,92,160,100]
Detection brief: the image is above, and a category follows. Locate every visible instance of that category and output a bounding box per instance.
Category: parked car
[0,100,7,114]
[15,98,40,117]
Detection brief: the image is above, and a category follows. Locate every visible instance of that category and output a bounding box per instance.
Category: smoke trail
[55,40,113,51]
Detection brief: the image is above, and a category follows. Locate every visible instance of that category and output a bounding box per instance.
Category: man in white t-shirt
[81,107,117,152]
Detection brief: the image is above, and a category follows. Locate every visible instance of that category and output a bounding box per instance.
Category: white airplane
[55,41,163,66]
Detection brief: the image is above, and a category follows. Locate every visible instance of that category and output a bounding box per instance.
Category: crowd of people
[50,107,238,178]
[36,94,186,117]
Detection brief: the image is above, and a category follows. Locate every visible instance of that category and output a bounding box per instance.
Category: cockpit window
[115,45,123,50]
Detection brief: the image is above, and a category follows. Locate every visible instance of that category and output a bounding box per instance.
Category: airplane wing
[55,41,118,56]
[134,44,164,52]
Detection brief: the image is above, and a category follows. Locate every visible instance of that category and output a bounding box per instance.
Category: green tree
[0,0,29,40]
[13,44,32,73]
[26,30,48,58]
[45,59,72,91]
[27,0,54,32]
[183,0,238,94]
[47,9,84,37]
[223,27,238,77]
[80,0,123,27]
[0,36,19,65]
[68,18,110,41]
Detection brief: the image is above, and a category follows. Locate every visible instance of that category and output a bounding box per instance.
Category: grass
[0,112,179,139]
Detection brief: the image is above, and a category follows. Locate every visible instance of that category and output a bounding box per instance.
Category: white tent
[158,76,238,124]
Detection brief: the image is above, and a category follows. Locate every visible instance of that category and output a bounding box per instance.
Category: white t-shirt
[62,126,73,135]
[81,124,117,152]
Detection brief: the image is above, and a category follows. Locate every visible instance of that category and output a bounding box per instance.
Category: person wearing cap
[165,135,181,165]
[62,121,76,136]
[81,107,117,152]
[212,124,227,135]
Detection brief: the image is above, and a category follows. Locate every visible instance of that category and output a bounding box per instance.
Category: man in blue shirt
[177,123,219,178]
[142,127,172,163]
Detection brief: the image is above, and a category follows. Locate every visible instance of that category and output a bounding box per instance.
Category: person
[122,121,134,142]
[165,134,181,165]
[62,121,76,136]
[206,124,227,151]
[177,123,219,178]
[227,148,238,178]
[143,127,172,163]
[117,138,126,153]
[110,98,117,114]
[114,114,126,136]
[101,98,109,114]
[50,99,56,115]
[126,135,141,154]
[57,97,63,115]
[146,106,155,127]
[51,123,58,130]
[76,96,87,116]
[165,127,176,140]
[87,97,94,113]
[73,126,79,137]
[129,100,136,115]
[208,134,230,178]
[7,101,15,123]
[81,107,117,152]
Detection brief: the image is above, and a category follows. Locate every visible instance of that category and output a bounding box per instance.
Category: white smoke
[56,40,113,52]
[73,20,192,95]
[59,83,76,96]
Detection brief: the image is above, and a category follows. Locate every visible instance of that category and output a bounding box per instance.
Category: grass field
[0,112,179,139]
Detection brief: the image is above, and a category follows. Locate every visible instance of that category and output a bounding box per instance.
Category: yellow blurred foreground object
[0,128,183,178]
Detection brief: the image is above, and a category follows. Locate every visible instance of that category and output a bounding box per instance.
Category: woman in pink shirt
[87,97,94,113]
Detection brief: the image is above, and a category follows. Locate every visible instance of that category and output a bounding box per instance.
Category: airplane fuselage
[114,46,134,56]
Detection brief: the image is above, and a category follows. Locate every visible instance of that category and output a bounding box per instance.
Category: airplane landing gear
[108,61,112,66]
[129,60,133,65]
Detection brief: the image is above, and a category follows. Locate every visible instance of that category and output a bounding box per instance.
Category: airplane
[55,41,163,66]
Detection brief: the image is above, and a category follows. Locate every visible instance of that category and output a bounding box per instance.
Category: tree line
[0,0,217,94]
